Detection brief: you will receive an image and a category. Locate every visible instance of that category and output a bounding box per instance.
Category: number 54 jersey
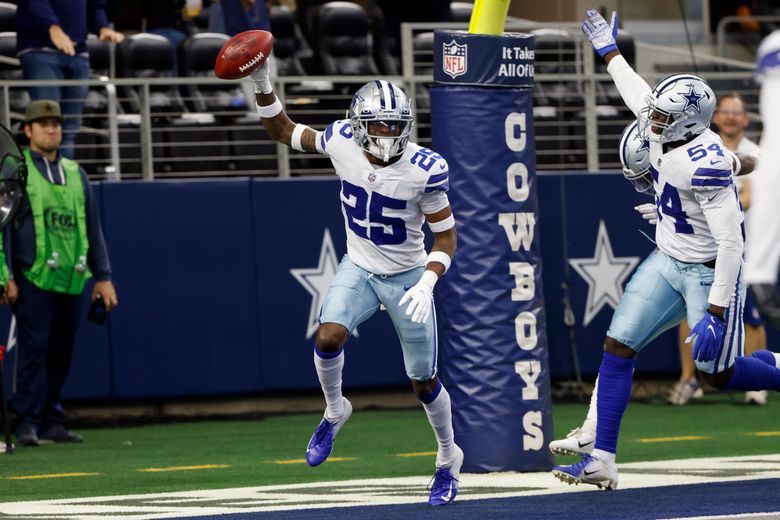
[318,119,451,275]
[651,128,743,266]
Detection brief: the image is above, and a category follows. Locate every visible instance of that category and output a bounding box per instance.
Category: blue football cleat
[552,453,618,490]
[428,444,464,506]
[305,398,352,467]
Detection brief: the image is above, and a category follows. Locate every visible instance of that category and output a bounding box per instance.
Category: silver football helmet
[619,121,653,195]
[637,74,716,143]
[348,80,414,162]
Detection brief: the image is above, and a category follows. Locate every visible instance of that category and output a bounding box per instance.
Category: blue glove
[581,9,619,58]
[685,311,726,363]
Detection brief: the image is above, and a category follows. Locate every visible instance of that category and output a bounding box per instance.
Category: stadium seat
[270,5,308,76]
[229,115,279,174]
[118,33,184,115]
[450,2,473,23]
[180,33,247,116]
[0,2,15,32]
[318,2,379,75]
[0,32,30,117]
[370,6,400,75]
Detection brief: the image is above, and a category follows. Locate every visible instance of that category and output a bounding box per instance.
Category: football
[214,30,274,80]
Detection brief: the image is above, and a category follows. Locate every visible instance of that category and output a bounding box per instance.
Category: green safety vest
[18,148,91,294]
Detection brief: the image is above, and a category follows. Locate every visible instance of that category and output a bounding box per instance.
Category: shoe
[745,390,768,406]
[428,444,464,506]
[666,379,703,406]
[15,424,39,447]
[552,453,618,490]
[39,424,83,443]
[305,397,352,467]
[549,427,595,456]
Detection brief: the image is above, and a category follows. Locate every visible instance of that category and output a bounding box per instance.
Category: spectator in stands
[140,0,194,75]
[668,92,766,406]
[4,100,118,447]
[16,0,124,159]
[208,0,271,36]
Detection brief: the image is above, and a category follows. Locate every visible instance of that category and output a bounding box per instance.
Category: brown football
[214,30,274,80]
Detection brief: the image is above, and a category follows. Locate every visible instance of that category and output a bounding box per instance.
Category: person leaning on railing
[1,100,118,447]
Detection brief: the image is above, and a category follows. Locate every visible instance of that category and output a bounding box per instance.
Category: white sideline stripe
[1,454,780,519]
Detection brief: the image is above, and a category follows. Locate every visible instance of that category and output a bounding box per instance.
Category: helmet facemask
[355,119,412,162]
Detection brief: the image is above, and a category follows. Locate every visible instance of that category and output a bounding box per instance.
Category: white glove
[398,270,438,324]
[250,60,272,94]
[581,9,618,58]
[635,203,658,225]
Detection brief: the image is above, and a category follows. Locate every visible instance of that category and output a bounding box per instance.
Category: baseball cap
[24,100,63,123]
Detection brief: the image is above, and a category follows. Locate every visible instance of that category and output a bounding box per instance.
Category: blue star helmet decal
[681,85,704,112]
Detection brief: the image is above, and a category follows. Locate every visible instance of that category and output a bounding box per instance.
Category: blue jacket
[6,149,112,282]
[16,0,111,56]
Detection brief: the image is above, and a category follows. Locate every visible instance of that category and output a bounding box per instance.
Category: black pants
[10,273,83,434]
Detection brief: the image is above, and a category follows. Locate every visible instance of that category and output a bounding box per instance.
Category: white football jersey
[318,119,450,275]
[650,129,742,265]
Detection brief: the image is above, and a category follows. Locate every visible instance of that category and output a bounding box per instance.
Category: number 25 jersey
[318,119,451,275]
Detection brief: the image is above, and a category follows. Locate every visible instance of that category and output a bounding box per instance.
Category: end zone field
[1,395,779,518]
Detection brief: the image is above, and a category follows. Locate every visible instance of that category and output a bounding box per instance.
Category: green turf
[2,393,779,502]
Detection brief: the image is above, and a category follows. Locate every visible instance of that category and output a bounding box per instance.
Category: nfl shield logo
[442,40,467,79]
[368,171,376,183]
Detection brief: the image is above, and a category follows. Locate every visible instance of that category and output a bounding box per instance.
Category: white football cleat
[549,427,595,456]
[552,453,618,490]
[745,390,768,406]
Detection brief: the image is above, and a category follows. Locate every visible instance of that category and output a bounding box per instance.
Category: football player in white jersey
[249,61,463,506]
[548,121,775,459]
[745,30,780,326]
[552,10,780,490]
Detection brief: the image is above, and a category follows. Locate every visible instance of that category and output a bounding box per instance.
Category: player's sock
[420,380,456,466]
[314,344,345,421]
[725,355,780,391]
[594,351,636,455]
[751,349,778,367]
[582,375,599,433]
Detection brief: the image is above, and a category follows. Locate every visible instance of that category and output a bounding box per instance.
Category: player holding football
[248,60,462,506]
[552,10,780,490]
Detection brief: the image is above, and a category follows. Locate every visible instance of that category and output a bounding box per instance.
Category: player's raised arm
[582,9,651,116]
[251,61,322,154]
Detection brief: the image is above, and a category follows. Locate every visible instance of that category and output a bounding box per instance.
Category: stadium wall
[0,174,771,400]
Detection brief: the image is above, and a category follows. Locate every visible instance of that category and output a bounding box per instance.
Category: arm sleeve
[87,0,111,34]
[317,120,348,157]
[419,192,450,214]
[696,188,744,307]
[82,170,112,281]
[606,55,652,117]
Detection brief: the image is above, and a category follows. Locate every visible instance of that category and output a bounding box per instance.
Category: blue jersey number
[687,143,726,162]
[657,183,694,234]
[341,180,407,245]
[410,148,442,172]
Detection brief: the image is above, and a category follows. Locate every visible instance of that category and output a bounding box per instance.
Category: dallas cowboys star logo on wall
[568,221,640,327]
[681,85,703,112]
[290,229,341,340]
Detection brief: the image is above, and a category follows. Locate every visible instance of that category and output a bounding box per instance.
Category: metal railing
[0,21,761,180]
